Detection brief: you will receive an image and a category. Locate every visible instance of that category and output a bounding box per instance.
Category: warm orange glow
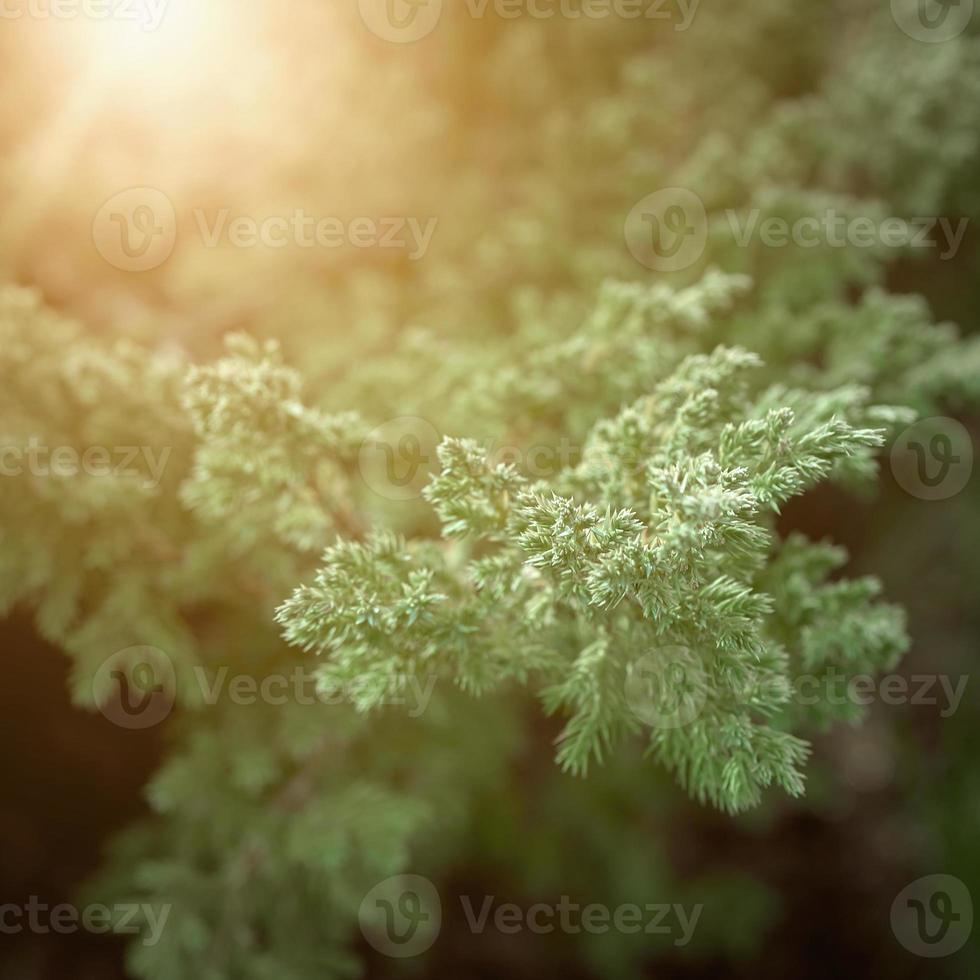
[75,0,262,102]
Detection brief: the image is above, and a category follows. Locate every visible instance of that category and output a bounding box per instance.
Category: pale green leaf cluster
[277,344,909,812]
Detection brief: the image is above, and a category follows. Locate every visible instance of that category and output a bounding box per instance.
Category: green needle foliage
[277,342,910,812]
[1,1,977,977]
